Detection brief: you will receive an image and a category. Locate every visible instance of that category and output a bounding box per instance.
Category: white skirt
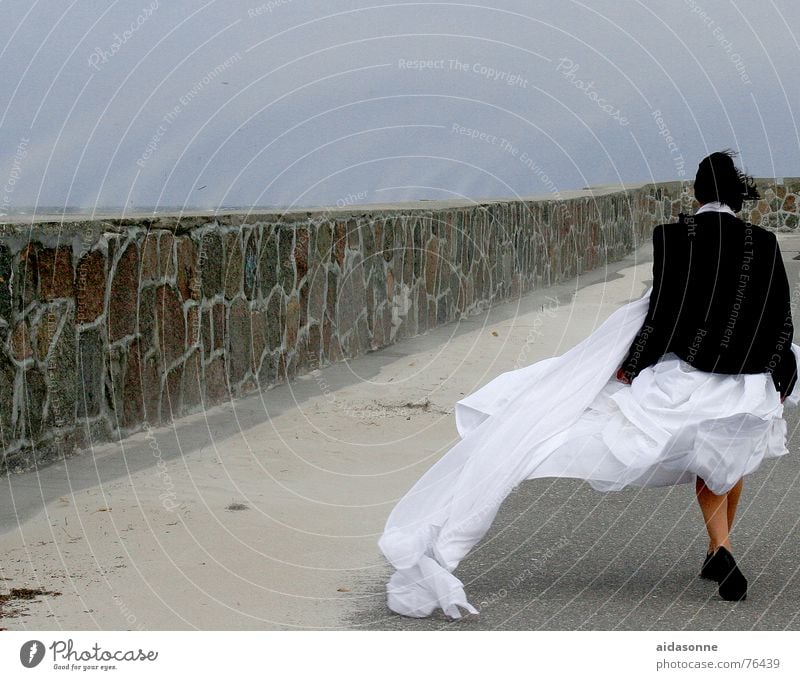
[536,351,789,496]
[378,287,800,620]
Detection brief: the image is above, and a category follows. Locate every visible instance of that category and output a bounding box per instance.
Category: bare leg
[695,476,732,553]
[696,476,748,600]
[726,478,744,531]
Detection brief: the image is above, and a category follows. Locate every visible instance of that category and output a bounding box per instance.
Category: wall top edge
[0,178,794,238]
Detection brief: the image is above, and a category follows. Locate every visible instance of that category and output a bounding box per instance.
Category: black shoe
[699,549,719,580]
[714,546,747,601]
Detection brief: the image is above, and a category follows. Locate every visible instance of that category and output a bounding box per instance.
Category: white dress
[377,217,800,620]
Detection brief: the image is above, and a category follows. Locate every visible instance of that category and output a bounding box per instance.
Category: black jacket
[619,210,797,399]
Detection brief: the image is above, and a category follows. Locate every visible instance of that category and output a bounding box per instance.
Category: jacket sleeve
[619,224,671,381]
[766,235,797,399]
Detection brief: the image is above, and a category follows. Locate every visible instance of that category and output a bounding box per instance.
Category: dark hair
[693,148,760,213]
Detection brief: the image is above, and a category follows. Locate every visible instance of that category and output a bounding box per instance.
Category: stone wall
[1,178,798,473]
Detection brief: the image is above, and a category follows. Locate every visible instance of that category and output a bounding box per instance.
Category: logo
[20,640,45,668]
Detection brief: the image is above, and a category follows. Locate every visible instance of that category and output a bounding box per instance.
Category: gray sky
[1,0,798,214]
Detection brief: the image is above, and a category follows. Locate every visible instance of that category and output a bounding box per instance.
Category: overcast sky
[1,0,798,214]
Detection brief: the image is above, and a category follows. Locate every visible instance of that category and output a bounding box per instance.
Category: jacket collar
[695,201,736,217]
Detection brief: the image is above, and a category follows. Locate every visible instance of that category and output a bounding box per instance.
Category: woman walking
[616,149,797,602]
[378,150,799,619]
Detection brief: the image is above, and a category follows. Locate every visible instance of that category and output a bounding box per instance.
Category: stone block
[250,309,267,372]
[182,349,202,409]
[39,246,74,301]
[278,226,296,292]
[75,250,106,324]
[15,244,39,310]
[46,314,76,430]
[417,285,428,333]
[201,305,213,358]
[160,361,183,422]
[109,244,140,341]
[347,219,360,249]
[155,284,185,367]
[334,221,346,268]
[326,269,338,321]
[0,244,12,320]
[200,232,223,297]
[257,350,278,386]
[336,276,356,333]
[295,227,309,281]
[362,220,375,260]
[307,322,321,366]
[258,231,278,298]
[224,232,243,299]
[138,286,156,351]
[142,353,161,425]
[316,223,332,262]
[176,236,200,301]
[121,339,152,427]
[425,237,438,294]
[382,217,395,262]
[227,297,251,383]
[243,230,259,299]
[212,301,225,350]
[265,292,281,349]
[298,279,308,329]
[159,233,175,278]
[204,355,229,403]
[76,327,104,418]
[322,315,332,359]
[187,305,200,347]
[355,314,370,352]
[0,352,16,438]
[141,233,159,282]
[11,319,32,360]
[307,265,325,324]
[286,295,300,348]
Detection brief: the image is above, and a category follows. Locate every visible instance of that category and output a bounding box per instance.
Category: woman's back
[621,210,797,396]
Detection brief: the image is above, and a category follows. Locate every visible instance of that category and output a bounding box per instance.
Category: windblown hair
[693,148,760,213]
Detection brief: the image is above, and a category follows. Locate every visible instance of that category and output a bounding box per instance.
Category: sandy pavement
[0,233,710,630]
